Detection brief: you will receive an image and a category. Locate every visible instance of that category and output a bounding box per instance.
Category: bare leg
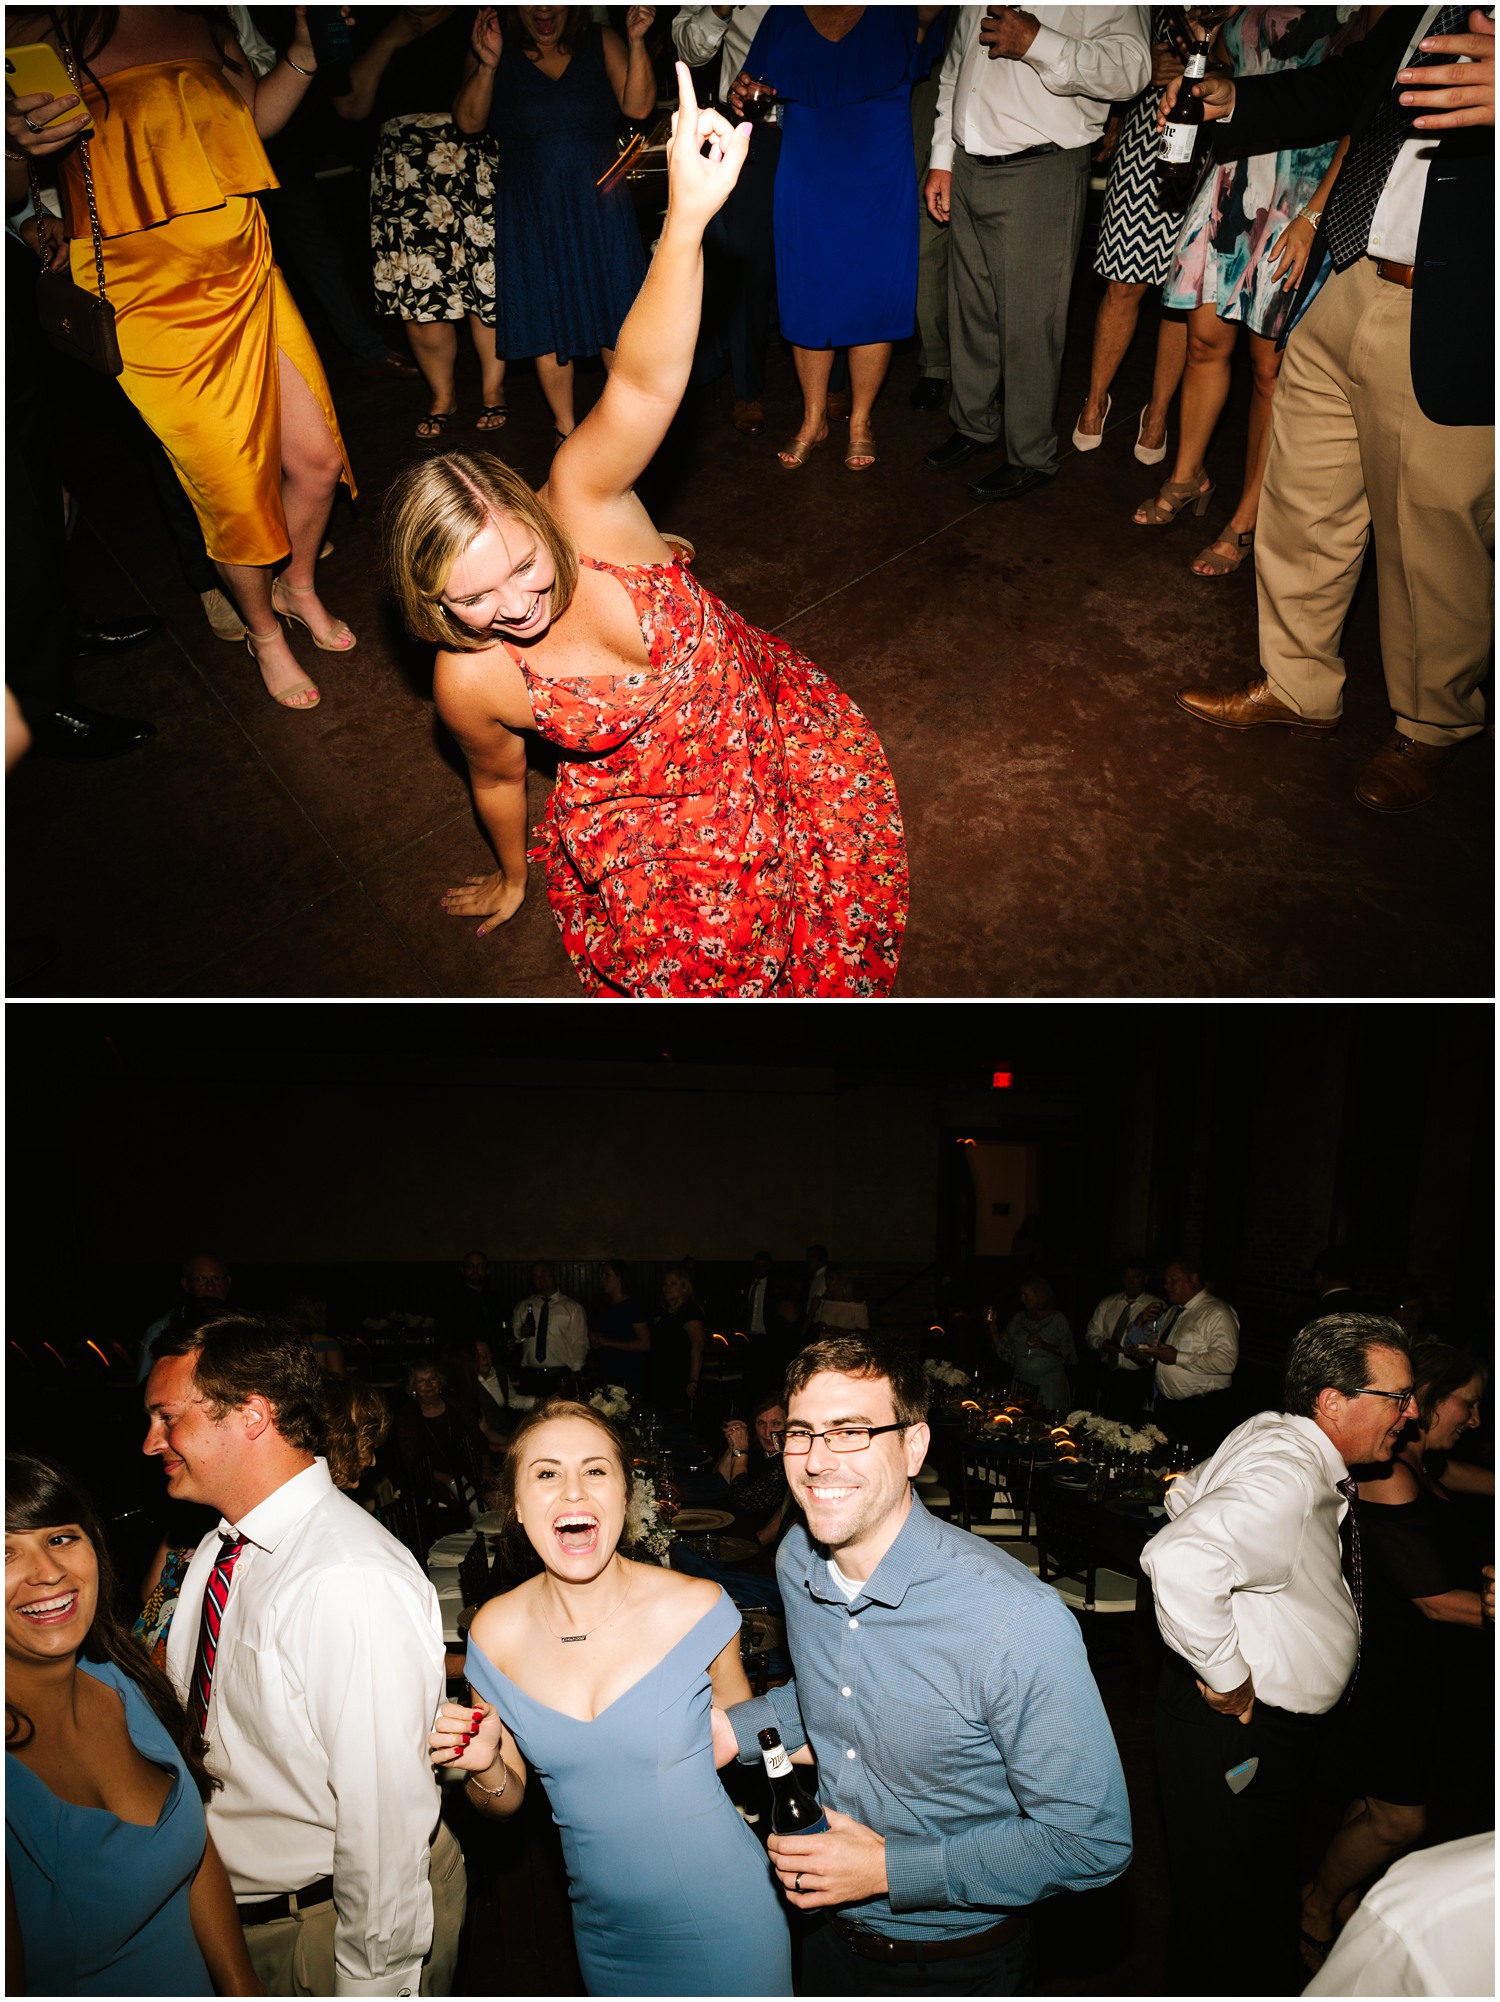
[781,344,833,465]
[468,313,506,428]
[1300,1797,1426,1971]
[535,352,577,437]
[1079,280,1148,435]
[406,319,460,433]
[1192,328,1282,569]
[1143,309,1188,452]
[846,341,891,467]
[1134,301,1234,519]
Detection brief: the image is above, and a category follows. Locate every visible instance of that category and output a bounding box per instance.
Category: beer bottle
[1158,23,1213,213]
[757,1726,830,1835]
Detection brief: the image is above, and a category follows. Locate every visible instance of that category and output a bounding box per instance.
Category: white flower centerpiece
[1064,1411,1169,1460]
[588,1384,632,1422]
[626,1474,676,1562]
[923,1358,969,1391]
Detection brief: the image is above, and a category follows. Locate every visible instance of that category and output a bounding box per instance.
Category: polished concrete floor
[8,247,1492,998]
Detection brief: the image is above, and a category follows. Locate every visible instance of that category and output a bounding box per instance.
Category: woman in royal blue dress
[5,1454,257,1997]
[455,5,657,444]
[736,6,941,472]
[429,1400,791,1996]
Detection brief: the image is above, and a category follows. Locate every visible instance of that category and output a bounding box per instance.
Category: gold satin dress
[61,59,355,566]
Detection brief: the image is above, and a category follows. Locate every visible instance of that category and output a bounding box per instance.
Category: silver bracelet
[465,1761,509,1802]
[285,54,316,77]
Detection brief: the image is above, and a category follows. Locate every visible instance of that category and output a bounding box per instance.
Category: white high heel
[1071,392,1111,453]
[1134,407,1168,466]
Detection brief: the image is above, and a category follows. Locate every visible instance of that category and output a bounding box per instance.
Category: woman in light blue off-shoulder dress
[429,1399,791,1997]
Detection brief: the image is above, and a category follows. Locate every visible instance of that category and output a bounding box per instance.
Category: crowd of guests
[7,1230,1493,1996]
[5,6,1489,986]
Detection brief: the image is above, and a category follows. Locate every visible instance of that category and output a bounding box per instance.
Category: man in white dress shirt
[1132,1256,1239,1455]
[1084,1258,1163,1419]
[510,1261,590,1401]
[1141,1312,1415,1996]
[145,1314,464,1995]
[923,5,1148,499]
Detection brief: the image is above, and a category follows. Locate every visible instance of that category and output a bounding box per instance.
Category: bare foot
[246,626,320,709]
[1139,409,1167,453]
[1076,402,1106,438]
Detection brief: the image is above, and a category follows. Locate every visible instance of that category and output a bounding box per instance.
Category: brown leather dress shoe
[1175,673,1339,737]
[732,398,766,436]
[1354,731,1455,812]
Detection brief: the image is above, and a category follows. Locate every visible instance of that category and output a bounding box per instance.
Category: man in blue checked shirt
[723,1334,1131,1994]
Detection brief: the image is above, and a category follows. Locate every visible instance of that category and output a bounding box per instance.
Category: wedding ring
[794,1873,804,1894]
[22,116,42,133]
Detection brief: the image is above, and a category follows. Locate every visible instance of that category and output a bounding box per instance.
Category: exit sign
[992,1071,1013,1088]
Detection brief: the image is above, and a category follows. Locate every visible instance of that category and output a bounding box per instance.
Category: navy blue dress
[5,1660,211,1995]
[488,27,648,361]
[745,7,929,348]
[467,1591,791,1995]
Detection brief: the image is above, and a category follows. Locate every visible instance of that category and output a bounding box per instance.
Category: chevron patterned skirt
[1093,75,1184,286]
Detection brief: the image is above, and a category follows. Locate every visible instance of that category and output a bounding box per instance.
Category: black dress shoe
[909,377,949,412]
[28,704,156,763]
[923,430,998,473]
[967,463,1056,502]
[71,614,165,657]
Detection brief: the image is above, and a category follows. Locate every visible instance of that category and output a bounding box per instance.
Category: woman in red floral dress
[383,65,906,998]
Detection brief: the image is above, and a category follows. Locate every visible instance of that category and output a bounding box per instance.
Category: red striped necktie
[189,1532,246,1736]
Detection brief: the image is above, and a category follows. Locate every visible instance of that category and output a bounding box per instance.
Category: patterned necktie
[1322,7,1471,270]
[189,1532,246,1736]
[1341,1475,1363,1694]
[535,1297,550,1365]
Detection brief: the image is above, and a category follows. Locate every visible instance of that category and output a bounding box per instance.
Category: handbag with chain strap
[29,27,122,375]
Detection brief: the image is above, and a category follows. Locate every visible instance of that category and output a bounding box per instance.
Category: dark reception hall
[4,1001,1493,1997]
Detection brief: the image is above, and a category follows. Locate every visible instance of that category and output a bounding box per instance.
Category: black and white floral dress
[370,115,497,323]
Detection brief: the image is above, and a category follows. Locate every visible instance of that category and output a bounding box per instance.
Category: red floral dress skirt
[518,556,907,996]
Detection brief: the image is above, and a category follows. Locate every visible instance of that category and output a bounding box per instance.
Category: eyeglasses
[1350,1387,1417,1411]
[774,1423,907,1456]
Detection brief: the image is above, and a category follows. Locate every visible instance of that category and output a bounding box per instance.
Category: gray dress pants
[947,143,1090,471]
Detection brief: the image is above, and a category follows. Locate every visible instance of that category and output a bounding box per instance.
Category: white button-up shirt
[511,1289,590,1373]
[672,4,769,101]
[1367,7,1442,265]
[1141,1411,1360,1713]
[1085,1288,1165,1372]
[166,1460,446,1995]
[1154,1288,1238,1400]
[930,6,1150,167]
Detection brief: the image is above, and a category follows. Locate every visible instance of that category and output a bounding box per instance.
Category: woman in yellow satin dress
[5,5,357,710]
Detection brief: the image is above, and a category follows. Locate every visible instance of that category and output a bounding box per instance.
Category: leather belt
[830,1912,1028,1964]
[966,142,1057,164]
[1374,259,1416,288]
[237,1875,335,1926]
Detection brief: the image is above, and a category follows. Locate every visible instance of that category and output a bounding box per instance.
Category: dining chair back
[1033,1479,1138,1617]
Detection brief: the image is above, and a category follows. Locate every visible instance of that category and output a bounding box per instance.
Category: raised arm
[454,7,503,133]
[545,63,749,551]
[602,11,660,122]
[331,10,437,122]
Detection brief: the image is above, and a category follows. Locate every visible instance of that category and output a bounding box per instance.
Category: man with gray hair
[1141,1312,1415,1996]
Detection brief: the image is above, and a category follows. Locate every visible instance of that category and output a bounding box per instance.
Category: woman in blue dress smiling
[429,1400,791,1996]
[5,1453,257,1997]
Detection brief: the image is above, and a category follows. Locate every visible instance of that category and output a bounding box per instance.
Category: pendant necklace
[541,1565,634,1643]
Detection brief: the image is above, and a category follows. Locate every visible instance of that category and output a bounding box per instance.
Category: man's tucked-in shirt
[930,6,1149,165]
[1154,1288,1238,1400]
[729,1498,1131,1938]
[1141,1411,1360,1714]
[166,1459,446,1996]
[511,1290,590,1372]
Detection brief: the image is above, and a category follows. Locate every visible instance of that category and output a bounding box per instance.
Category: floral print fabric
[518,557,908,997]
[370,114,497,322]
[1163,8,1362,341]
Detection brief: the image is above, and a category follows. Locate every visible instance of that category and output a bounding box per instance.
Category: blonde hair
[382,450,579,652]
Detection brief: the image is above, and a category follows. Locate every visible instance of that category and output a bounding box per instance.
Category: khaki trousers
[1256,256,1494,746]
[242,1819,467,1996]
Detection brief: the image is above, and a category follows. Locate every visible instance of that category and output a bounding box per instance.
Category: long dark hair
[5,1452,218,1801]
